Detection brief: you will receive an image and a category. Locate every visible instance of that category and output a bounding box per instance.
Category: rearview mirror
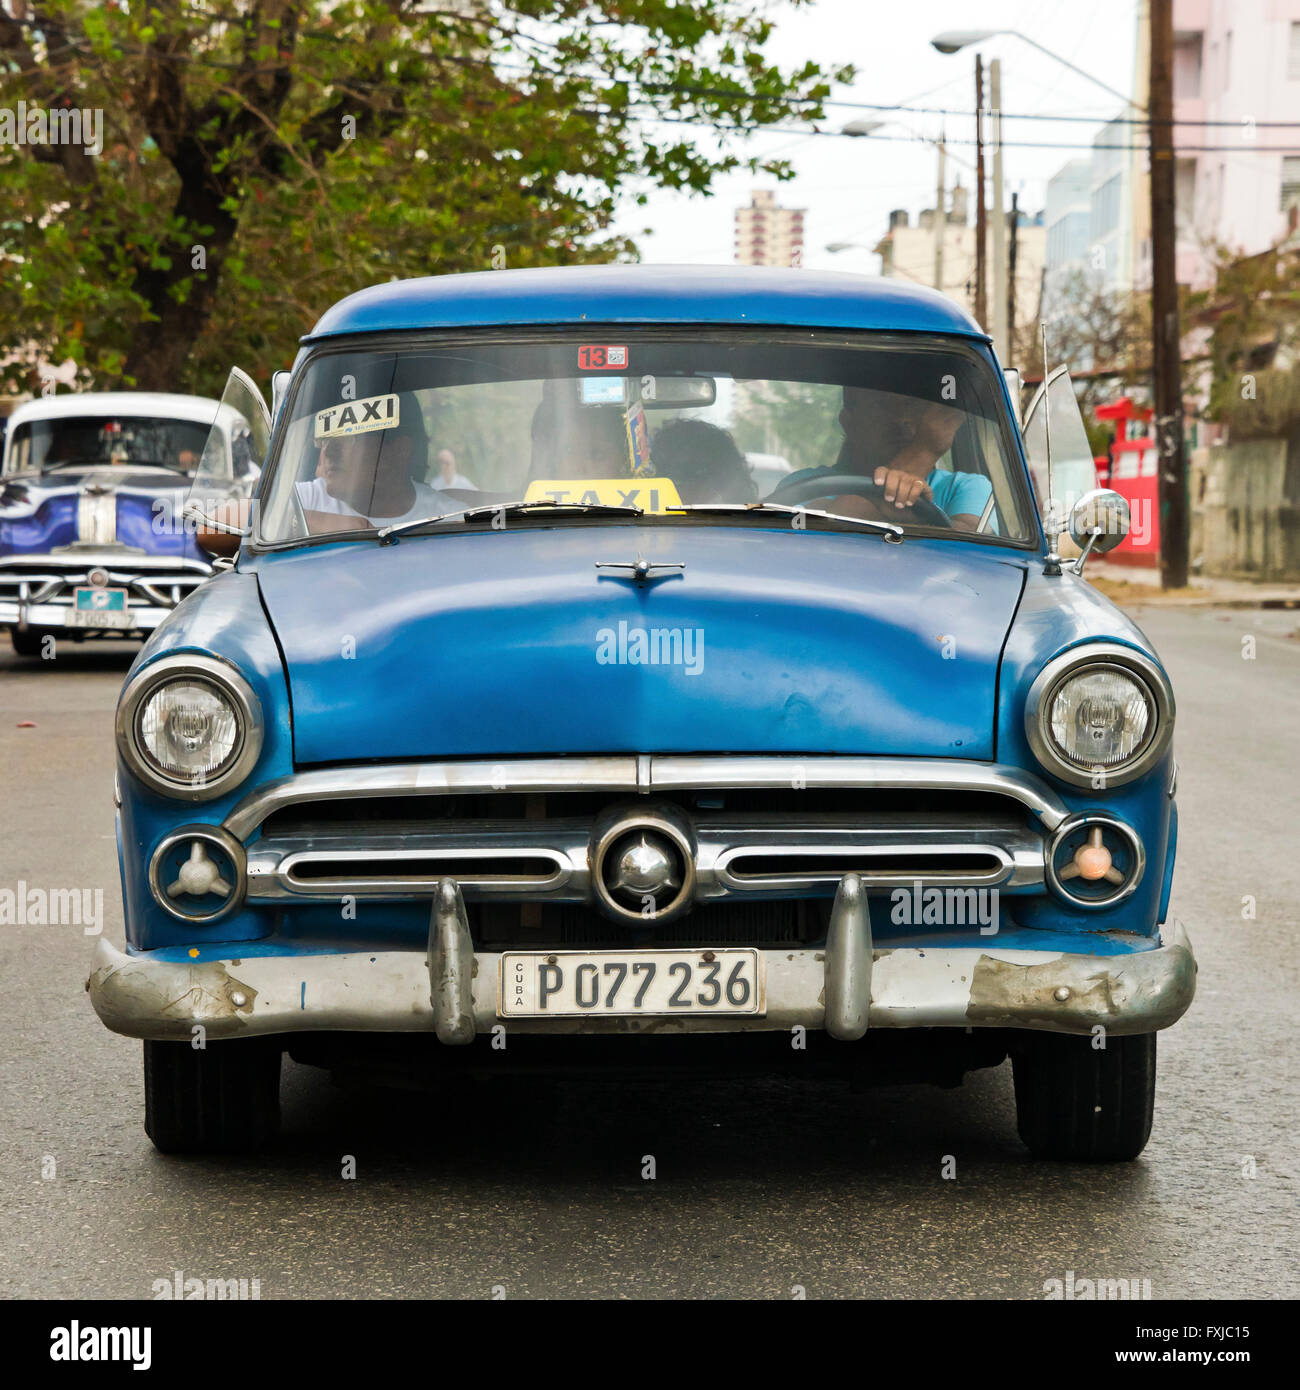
[640,377,717,409]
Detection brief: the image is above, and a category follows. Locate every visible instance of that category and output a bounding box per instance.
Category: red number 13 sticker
[578,345,627,370]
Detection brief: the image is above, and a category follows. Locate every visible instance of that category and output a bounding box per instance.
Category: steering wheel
[767,472,952,528]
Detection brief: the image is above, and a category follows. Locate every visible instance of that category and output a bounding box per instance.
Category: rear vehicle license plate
[499,949,762,1018]
[69,588,131,628]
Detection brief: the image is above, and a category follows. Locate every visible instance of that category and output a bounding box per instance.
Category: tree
[0,1,848,395]
[1031,267,1151,455]
[1187,242,1300,440]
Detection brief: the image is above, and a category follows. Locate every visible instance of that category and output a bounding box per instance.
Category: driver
[295,395,442,532]
[787,386,993,532]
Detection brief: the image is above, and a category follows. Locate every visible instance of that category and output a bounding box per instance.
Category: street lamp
[930,29,1146,111]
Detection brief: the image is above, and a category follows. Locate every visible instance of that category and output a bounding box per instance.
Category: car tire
[9,626,54,657]
[1012,1031,1156,1161]
[144,1039,281,1154]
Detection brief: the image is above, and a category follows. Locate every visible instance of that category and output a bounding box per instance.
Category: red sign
[578,345,627,370]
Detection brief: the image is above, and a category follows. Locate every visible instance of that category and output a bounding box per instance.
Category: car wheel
[144,1038,281,1154]
[1012,1031,1156,1161]
[9,626,54,657]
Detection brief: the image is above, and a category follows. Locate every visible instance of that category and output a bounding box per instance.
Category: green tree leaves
[0,0,848,394]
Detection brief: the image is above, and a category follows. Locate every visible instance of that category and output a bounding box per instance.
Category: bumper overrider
[88,876,1197,1043]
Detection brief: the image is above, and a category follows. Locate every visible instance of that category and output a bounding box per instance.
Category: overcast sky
[609,0,1140,271]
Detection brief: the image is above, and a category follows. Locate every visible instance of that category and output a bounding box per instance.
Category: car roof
[6,391,225,428]
[305,264,986,342]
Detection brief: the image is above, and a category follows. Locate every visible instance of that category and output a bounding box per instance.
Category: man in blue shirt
[783,386,994,531]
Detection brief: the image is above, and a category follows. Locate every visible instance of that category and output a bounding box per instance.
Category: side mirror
[1003,368,1023,426]
[271,370,291,421]
[188,498,251,560]
[1068,488,1130,573]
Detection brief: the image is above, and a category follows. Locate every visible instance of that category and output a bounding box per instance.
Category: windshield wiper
[668,501,904,540]
[376,498,644,544]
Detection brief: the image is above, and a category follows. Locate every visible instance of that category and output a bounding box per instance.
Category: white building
[874,197,1046,347]
[733,190,805,268]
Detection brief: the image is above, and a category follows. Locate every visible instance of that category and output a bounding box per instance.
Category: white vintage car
[0,391,253,654]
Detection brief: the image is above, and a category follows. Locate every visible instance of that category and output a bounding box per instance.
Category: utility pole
[989,59,1008,359]
[974,53,987,330]
[1008,190,1019,362]
[933,133,946,294]
[1150,0,1188,589]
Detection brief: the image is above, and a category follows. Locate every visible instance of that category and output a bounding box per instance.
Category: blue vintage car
[88,265,1194,1159]
[0,391,255,655]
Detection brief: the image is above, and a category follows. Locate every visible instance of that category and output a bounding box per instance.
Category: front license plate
[499,949,763,1018]
[70,588,131,628]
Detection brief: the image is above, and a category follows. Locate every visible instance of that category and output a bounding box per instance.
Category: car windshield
[7,415,212,474]
[258,330,1035,546]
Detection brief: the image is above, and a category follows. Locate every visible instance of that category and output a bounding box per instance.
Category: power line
[608,109,1300,154]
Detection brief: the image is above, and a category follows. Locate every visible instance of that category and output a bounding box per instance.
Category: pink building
[1134,0,1300,287]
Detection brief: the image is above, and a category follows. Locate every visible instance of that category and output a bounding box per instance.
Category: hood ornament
[595,555,684,585]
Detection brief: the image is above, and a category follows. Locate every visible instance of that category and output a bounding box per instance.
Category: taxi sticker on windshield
[314,393,400,441]
[524,478,683,513]
[578,345,627,370]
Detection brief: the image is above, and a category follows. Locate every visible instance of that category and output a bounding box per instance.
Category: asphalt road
[0,605,1296,1300]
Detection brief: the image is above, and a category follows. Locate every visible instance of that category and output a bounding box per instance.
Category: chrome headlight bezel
[1024,644,1174,789]
[116,654,263,801]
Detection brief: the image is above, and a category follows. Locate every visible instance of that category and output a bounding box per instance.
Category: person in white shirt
[432,447,476,491]
[295,399,443,532]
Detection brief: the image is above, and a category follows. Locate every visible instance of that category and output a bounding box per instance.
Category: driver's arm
[303,510,376,535]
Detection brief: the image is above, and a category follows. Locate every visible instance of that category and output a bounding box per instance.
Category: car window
[259,331,1035,545]
[7,415,212,474]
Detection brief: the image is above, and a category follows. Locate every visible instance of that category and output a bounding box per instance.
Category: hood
[254,525,1027,764]
[0,467,201,560]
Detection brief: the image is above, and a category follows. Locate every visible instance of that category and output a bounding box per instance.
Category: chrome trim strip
[241,817,1045,904]
[224,757,642,840]
[715,842,1013,891]
[224,756,1070,842]
[650,756,1069,828]
[279,845,571,896]
[0,553,212,574]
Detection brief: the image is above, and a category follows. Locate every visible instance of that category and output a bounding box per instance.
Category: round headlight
[1049,668,1152,768]
[116,656,263,800]
[138,680,240,780]
[1025,645,1173,788]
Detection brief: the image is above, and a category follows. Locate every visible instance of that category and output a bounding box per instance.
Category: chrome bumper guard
[88,878,1196,1044]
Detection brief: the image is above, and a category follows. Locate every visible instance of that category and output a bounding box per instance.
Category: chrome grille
[0,558,210,610]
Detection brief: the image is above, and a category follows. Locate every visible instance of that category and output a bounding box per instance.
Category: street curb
[1115,597,1300,611]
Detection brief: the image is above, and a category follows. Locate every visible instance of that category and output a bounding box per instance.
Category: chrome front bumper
[0,598,171,633]
[88,878,1196,1044]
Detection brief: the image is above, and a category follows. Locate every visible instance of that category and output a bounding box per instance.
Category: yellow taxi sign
[524,478,683,513]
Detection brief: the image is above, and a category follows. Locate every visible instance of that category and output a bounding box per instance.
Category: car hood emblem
[594,555,684,585]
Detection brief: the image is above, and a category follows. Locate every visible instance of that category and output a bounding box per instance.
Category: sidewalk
[1084,561,1300,609]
